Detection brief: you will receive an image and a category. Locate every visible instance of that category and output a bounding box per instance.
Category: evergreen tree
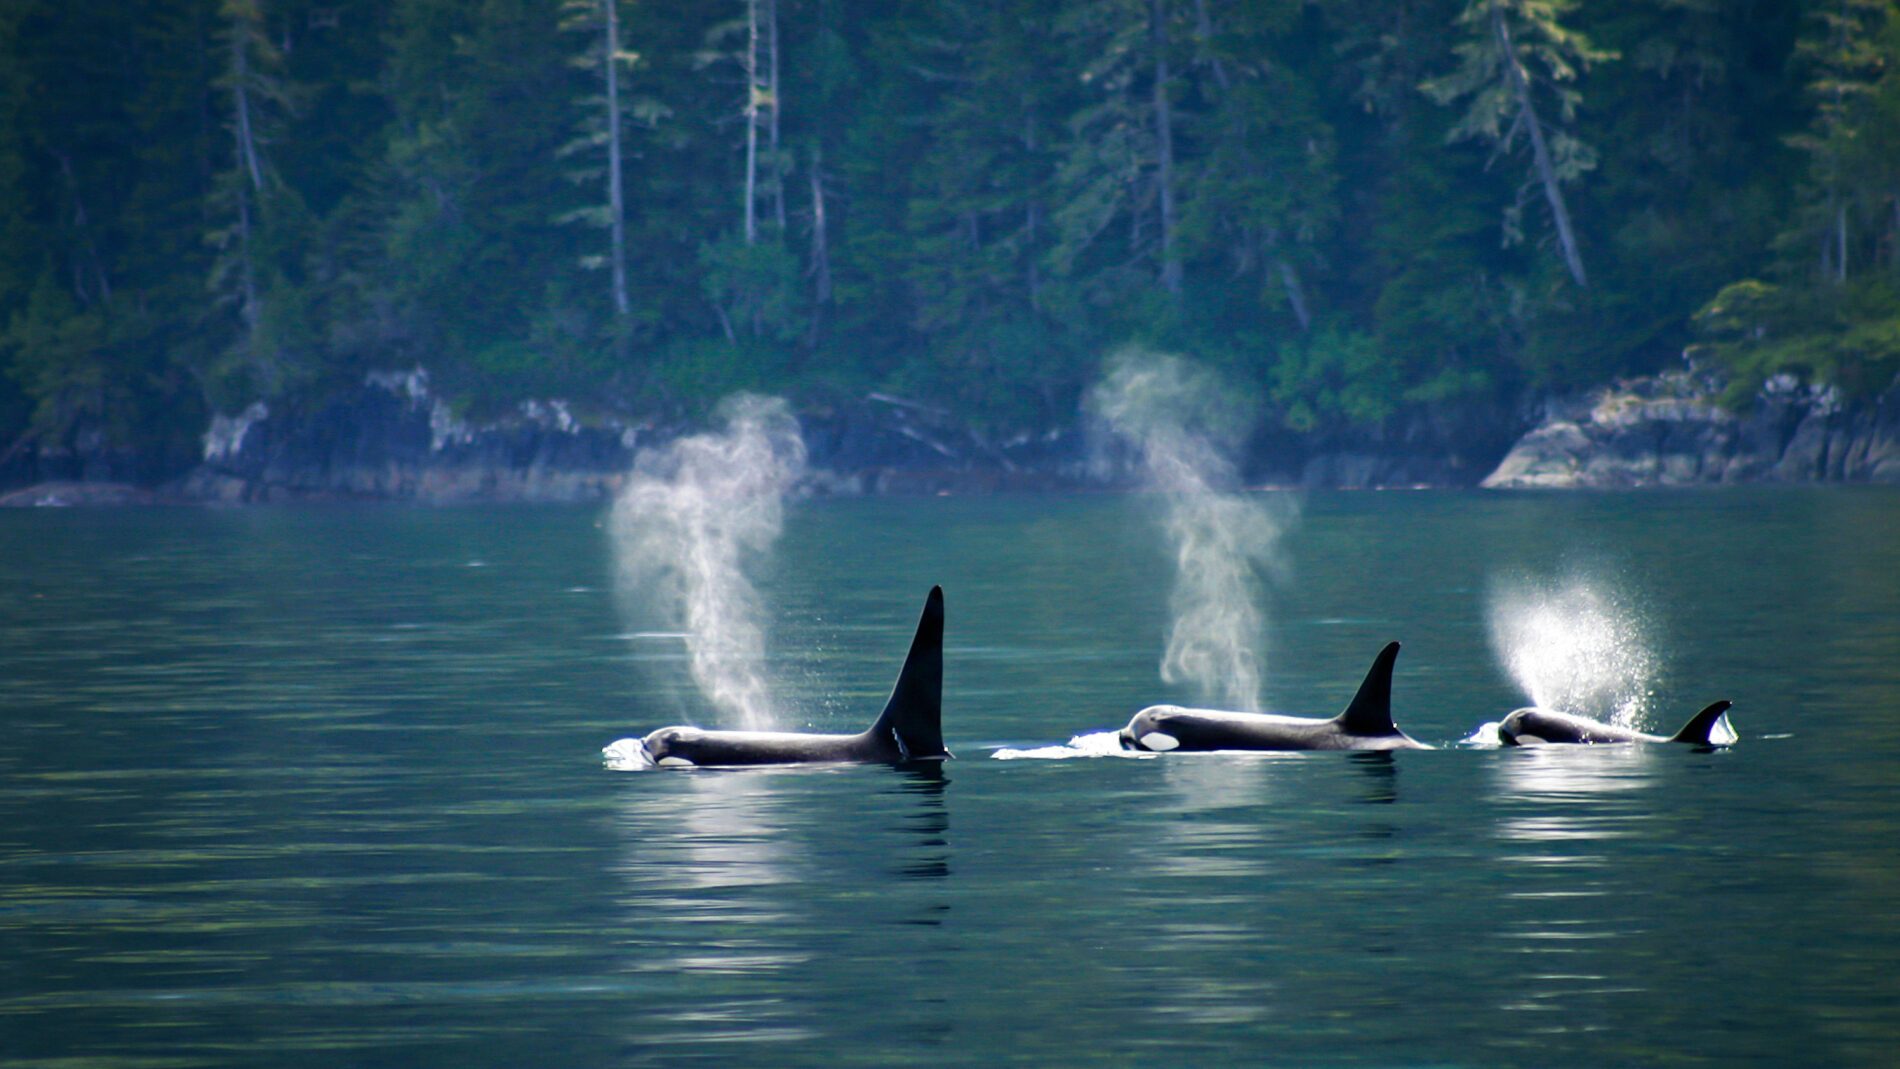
[203,0,304,404]
[1782,0,1892,284]
[558,0,661,326]
[1424,0,1614,287]
[1695,1,1900,399]
[1175,0,1337,336]
[893,0,1077,423]
[1048,0,1191,305]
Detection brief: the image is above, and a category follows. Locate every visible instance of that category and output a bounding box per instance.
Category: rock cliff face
[10,366,1892,505]
[1252,399,1524,489]
[183,371,640,503]
[1482,372,1900,488]
[180,370,1089,503]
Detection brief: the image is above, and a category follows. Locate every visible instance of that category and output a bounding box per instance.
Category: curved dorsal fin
[1668,700,1735,745]
[867,586,947,758]
[1333,641,1402,737]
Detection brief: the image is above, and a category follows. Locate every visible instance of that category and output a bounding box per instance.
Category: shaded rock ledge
[179,370,1091,503]
[1483,371,1900,488]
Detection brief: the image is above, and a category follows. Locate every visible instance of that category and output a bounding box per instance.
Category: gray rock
[1484,371,1900,488]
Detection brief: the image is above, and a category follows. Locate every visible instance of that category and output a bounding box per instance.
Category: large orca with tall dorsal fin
[607,586,949,769]
[1118,641,1430,752]
[1497,700,1737,747]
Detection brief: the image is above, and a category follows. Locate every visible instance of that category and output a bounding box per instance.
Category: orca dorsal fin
[1333,641,1402,737]
[867,586,947,759]
[1668,700,1735,745]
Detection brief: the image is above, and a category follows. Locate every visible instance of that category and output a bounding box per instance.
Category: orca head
[1495,707,1547,746]
[1119,707,1185,752]
[639,726,706,768]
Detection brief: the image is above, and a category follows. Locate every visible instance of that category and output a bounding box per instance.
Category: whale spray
[1089,349,1296,712]
[610,394,806,730]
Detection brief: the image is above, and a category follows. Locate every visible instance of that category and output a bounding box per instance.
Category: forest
[3,0,1898,480]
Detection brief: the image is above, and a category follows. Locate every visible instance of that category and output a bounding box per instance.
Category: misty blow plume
[610,395,806,730]
[1089,348,1297,711]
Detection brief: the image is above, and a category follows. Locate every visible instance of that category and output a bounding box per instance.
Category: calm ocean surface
[2,490,1897,1067]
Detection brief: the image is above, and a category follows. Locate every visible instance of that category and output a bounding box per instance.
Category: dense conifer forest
[3,0,1898,477]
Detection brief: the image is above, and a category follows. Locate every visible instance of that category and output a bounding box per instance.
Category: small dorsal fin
[867,586,948,758]
[1668,700,1735,745]
[1334,641,1402,737]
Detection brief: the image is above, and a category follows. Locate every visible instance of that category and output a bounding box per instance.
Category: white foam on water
[1460,721,1506,748]
[991,730,1137,760]
[601,737,654,771]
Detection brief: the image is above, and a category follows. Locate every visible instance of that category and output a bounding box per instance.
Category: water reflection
[1486,746,1661,1037]
[1347,750,1399,806]
[891,762,951,885]
[606,763,954,1050]
[1105,753,1413,1033]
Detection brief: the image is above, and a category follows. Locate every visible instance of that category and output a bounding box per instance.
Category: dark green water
[2,490,1897,1067]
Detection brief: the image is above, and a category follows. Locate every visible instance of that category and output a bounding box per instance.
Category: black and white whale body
[1118,642,1429,753]
[613,586,949,769]
[1496,700,1736,747]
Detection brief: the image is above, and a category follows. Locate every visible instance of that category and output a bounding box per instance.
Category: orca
[609,586,949,769]
[1496,700,1736,747]
[1118,642,1430,753]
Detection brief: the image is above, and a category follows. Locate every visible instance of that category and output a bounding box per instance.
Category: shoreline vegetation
[5,1,1900,501]
[1,365,1894,506]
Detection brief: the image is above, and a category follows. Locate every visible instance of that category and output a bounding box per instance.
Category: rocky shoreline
[1482,371,1900,488]
[2,367,1896,506]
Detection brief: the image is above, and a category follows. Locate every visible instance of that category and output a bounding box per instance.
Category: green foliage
[1693,278,1900,401]
[653,336,793,415]
[0,0,1892,478]
[1270,328,1398,431]
[1,275,200,455]
[698,235,804,343]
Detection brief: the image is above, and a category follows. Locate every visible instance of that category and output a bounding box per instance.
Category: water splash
[1089,349,1296,711]
[991,731,1134,760]
[601,736,653,771]
[610,395,806,730]
[1459,722,1506,748]
[1486,572,1657,729]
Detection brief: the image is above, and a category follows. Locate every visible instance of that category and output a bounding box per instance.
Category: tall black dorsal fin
[1668,700,1735,745]
[867,586,948,758]
[1333,641,1402,737]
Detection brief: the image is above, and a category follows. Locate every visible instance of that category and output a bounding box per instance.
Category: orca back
[866,585,948,759]
[1333,642,1403,738]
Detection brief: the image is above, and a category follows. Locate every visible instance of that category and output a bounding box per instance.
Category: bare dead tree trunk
[229,14,262,333]
[767,0,785,232]
[1151,0,1181,296]
[1194,0,1230,89]
[52,150,111,307]
[1023,107,1042,311]
[1891,193,1899,271]
[231,23,264,194]
[1836,201,1849,284]
[743,0,760,245]
[807,146,831,306]
[1491,0,1587,288]
[1277,259,1311,331]
[602,0,631,318]
[234,170,259,333]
